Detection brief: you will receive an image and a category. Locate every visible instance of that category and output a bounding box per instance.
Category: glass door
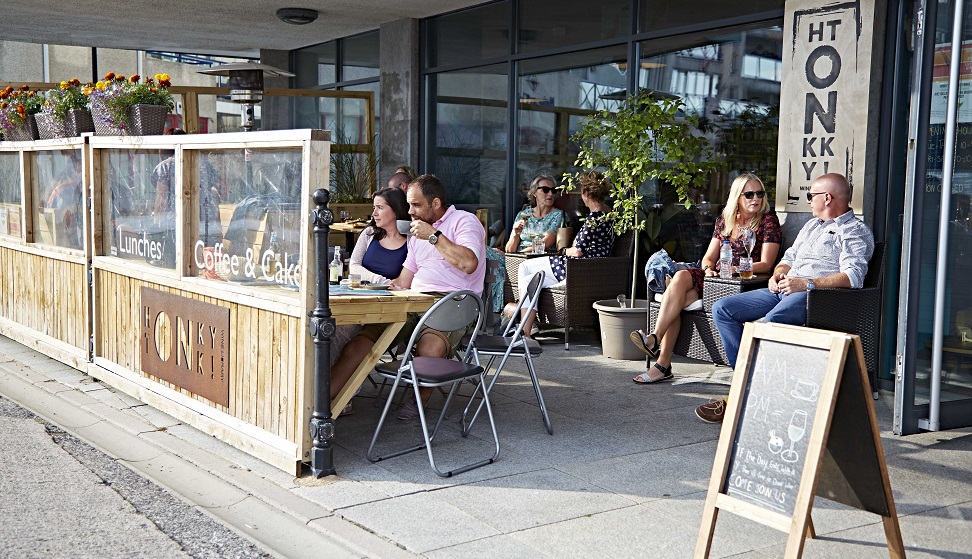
[896,0,972,433]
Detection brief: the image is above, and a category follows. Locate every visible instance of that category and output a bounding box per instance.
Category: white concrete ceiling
[4,0,486,57]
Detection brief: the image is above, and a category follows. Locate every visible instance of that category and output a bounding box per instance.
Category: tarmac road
[0,395,270,559]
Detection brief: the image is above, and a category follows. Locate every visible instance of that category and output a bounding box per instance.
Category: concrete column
[260,49,293,131]
[774,0,887,241]
[379,18,420,179]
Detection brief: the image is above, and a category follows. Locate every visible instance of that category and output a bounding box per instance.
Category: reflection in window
[638,28,782,262]
[427,65,508,245]
[103,149,173,265]
[195,149,302,288]
[0,152,21,237]
[518,0,630,53]
[516,45,627,225]
[424,1,510,68]
[32,150,84,250]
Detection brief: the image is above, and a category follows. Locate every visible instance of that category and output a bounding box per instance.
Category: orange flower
[104,72,115,80]
[146,77,155,85]
[0,102,6,110]
[115,74,126,82]
[150,87,158,93]
[159,79,171,88]
[17,104,26,117]
[69,78,81,87]
[130,74,140,83]
[4,86,13,94]
[27,91,35,97]
[19,84,29,92]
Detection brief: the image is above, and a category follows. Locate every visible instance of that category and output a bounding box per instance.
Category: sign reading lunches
[140,287,231,407]
[695,323,905,559]
[776,0,878,214]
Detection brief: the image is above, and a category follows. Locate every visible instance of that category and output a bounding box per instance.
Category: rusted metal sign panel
[140,287,231,407]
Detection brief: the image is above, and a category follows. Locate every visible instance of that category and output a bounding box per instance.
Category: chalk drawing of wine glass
[780,410,808,463]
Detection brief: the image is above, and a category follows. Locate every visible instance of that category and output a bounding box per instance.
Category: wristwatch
[806,279,815,291]
[428,230,443,245]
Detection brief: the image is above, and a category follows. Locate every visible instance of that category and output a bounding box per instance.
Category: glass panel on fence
[0,151,21,237]
[31,149,84,250]
[103,148,174,267]
[192,148,302,290]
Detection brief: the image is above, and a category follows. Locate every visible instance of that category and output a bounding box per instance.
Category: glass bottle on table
[329,245,342,284]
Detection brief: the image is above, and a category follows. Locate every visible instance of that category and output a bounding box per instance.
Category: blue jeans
[711,289,808,367]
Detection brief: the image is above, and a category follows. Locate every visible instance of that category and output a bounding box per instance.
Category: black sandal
[629,329,660,359]
[633,362,674,384]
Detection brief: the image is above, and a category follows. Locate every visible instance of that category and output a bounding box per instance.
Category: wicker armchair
[507,230,634,349]
[649,242,887,389]
[806,242,886,393]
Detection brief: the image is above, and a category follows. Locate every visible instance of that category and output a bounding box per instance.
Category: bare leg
[521,309,538,338]
[634,270,698,382]
[330,335,375,399]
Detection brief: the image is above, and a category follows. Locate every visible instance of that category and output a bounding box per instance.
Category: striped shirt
[779,210,874,288]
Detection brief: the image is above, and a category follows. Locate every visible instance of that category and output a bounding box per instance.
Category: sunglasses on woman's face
[742,191,766,200]
[536,186,555,194]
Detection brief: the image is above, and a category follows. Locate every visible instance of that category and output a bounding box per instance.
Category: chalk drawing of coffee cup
[768,430,785,454]
[791,379,819,402]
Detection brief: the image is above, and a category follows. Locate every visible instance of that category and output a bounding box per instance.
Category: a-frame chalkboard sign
[695,322,905,559]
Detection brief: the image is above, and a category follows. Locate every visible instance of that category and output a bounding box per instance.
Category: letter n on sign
[140,287,231,407]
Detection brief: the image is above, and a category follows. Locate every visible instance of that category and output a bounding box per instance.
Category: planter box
[5,115,39,142]
[129,104,168,136]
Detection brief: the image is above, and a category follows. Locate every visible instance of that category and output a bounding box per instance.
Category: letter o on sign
[805,45,841,89]
[154,311,172,362]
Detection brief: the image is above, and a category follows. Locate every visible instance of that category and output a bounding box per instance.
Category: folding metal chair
[367,290,498,477]
[464,271,552,435]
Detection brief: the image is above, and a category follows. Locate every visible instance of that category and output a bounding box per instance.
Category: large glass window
[343,33,381,81]
[193,148,302,288]
[32,150,84,250]
[516,45,628,224]
[424,1,511,68]
[518,0,630,53]
[0,151,21,237]
[637,28,781,262]
[293,42,336,88]
[102,149,166,263]
[427,64,509,244]
[639,0,783,34]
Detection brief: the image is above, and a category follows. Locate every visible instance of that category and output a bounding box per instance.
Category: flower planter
[4,115,39,142]
[66,109,95,137]
[129,104,168,136]
[91,105,126,135]
[592,298,649,360]
[36,113,65,139]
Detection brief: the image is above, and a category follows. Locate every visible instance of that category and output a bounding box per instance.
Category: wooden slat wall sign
[696,322,905,559]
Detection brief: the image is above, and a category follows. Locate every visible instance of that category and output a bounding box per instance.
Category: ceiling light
[276,8,318,25]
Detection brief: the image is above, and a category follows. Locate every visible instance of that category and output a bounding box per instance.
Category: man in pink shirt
[330,174,486,419]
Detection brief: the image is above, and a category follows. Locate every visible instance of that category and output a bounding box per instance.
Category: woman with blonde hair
[629,172,781,383]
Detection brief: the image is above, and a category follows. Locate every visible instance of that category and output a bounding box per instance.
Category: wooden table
[329,289,437,417]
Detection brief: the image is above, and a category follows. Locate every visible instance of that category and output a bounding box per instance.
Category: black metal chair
[464,271,551,435]
[367,290,498,477]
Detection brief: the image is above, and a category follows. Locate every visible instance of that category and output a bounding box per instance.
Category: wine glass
[742,228,756,258]
[780,410,808,463]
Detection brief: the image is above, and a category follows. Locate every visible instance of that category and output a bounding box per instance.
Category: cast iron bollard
[309,188,337,477]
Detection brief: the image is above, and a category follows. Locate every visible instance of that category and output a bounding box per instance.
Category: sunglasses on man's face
[536,186,555,194]
[742,191,766,200]
[806,191,827,202]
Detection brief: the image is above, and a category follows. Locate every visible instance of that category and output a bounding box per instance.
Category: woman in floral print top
[516,170,615,337]
[630,173,781,383]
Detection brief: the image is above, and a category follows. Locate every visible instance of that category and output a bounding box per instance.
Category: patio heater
[198,62,295,132]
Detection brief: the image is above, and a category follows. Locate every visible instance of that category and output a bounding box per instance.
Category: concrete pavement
[1,331,970,558]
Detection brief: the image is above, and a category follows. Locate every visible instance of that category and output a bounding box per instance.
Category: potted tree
[566,91,721,359]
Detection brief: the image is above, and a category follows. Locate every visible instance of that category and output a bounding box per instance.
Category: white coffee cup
[396,219,412,236]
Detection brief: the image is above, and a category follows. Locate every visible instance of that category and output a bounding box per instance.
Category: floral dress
[549,211,614,281]
[513,207,566,252]
[686,213,782,296]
